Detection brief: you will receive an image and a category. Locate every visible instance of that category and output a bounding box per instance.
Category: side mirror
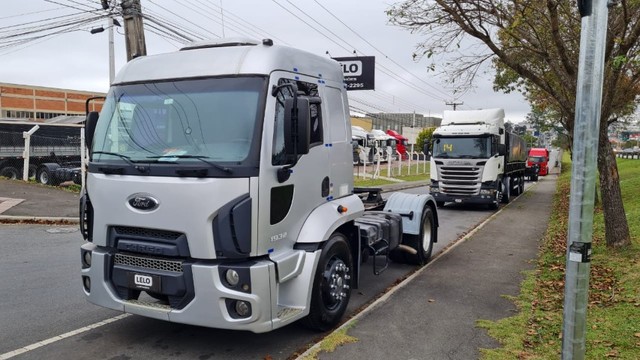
[283,97,310,157]
[85,111,99,148]
[498,144,506,156]
[423,143,429,155]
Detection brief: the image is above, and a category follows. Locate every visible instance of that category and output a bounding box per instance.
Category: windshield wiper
[146,155,233,174]
[92,151,149,173]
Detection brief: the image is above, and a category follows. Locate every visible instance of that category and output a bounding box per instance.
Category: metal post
[22,125,39,181]
[562,0,608,358]
[80,128,87,191]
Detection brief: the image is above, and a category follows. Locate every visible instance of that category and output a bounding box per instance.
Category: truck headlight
[480,189,493,195]
[225,269,240,286]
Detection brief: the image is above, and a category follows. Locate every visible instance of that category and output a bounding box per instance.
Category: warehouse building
[0,82,105,121]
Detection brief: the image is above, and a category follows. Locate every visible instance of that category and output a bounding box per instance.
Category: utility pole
[446,100,463,110]
[562,0,609,358]
[121,0,147,61]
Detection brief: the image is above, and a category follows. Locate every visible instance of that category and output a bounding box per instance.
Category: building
[0,82,105,121]
[366,112,442,131]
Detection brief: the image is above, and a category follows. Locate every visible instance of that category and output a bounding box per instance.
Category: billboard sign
[333,56,375,91]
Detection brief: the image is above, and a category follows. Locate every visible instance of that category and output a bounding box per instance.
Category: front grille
[438,165,483,196]
[114,253,183,273]
[112,226,182,240]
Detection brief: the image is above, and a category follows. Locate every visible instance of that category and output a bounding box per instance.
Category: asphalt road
[0,184,531,360]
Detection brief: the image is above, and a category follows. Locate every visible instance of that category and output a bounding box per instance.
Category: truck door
[257,74,331,255]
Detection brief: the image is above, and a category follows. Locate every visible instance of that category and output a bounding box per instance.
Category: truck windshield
[432,136,491,159]
[92,77,265,165]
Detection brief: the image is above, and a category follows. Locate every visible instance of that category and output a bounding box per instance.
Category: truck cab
[386,129,409,160]
[527,148,550,176]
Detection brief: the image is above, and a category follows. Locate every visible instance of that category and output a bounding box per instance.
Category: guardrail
[615,151,640,159]
[353,148,429,180]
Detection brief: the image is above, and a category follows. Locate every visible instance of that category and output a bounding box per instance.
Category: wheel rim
[422,214,432,253]
[39,171,49,184]
[321,258,350,311]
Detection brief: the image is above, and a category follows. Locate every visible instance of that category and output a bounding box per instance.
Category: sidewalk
[304,176,557,360]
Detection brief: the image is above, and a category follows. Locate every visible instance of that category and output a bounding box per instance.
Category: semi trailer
[0,120,83,185]
[429,108,527,209]
[79,38,439,333]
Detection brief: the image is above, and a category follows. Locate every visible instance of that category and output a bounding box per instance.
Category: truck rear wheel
[518,176,525,194]
[303,232,353,332]
[37,164,61,186]
[0,166,20,180]
[400,206,435,265]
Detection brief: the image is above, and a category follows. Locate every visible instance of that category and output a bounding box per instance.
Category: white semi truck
[429,108,527,209]
[79,38,439,333]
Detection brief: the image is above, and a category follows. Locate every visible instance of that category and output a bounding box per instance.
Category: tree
[388,0,637,248]
[416,127,436,155]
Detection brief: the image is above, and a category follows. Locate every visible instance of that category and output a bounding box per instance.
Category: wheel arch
[296,194,365,244]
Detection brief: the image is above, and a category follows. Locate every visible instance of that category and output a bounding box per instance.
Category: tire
[501,176,511,204]
[489,182,502,210]
[37,165,61,186]
[28,165,37,179]
[398,206,435,265]
[302,232,353,332]
[519,176,525,194]
[436,201,445,208]
[0,166,20,180]
[513,176,522,196]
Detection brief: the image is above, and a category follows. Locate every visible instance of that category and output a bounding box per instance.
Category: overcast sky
[0,0,531,122]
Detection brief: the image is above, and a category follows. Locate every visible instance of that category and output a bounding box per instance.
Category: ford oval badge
[127,194,159,211]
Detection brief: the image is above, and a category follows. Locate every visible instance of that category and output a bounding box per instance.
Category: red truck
[386,129,409,160]
[527,148,550,177]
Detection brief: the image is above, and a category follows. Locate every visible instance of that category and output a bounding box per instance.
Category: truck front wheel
[303,232,353,332]
[401,206,435,265]
[501,177,511,204]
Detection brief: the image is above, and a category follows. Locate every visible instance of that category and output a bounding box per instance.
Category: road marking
[0,314,130,359]
[0,198,24,214]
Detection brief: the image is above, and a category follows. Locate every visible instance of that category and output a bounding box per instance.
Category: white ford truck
[80,38,439,333]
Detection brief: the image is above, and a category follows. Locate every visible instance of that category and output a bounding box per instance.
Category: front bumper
[81,243,279,333]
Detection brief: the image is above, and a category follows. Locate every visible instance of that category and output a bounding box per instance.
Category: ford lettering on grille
[127,194,159,211]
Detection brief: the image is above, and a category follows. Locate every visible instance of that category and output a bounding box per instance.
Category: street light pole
[562,0,609,358]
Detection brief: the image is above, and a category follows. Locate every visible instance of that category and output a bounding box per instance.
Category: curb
[0,215,79,225]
